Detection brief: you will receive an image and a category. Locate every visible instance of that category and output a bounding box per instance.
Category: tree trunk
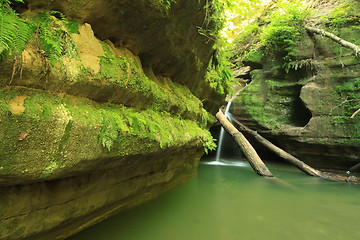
[216,110,273,177]
[230,116,321,176]
[305,26,360,58]
[230,116,360,183]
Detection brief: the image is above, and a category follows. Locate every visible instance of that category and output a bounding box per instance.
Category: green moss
[331,77,360,138]
[24,94,57,120]
[230,23,261,62]
[99,106,212,152]
[239,80,282,128]
[97,42,128,83]
[0,97,10,114]
[59,120,73,152]
[0,87,215,160]
[238,73,308,129]
[242,48,263,64]
[98,56,128,82]
[232,2,309,70]
[326,2,360,28]
[96,41,211,124]
[64,20,80,34]
[40,161,58,178]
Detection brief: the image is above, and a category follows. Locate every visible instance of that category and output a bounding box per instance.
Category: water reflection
[70,161,360,240]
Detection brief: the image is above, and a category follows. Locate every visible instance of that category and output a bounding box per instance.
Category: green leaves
[0,0,24,5]
[206,49,234,96]
[0,3,79,64]
[326,3,359,29]
[203,132,217,154]
[0,1,33,57]
[99,110,130,151]
[258,2,308,65]
[31,13,67,65]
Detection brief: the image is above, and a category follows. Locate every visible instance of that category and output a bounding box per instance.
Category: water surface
[70,159,360,240]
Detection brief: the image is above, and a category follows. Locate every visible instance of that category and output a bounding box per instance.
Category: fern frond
[0,2,32,57]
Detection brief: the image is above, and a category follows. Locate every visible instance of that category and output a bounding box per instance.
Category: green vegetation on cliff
[0,0,222,179]
[0,1,79,63]
[227,0,359,167]
[0,87,215,178]
[0,0,32,57]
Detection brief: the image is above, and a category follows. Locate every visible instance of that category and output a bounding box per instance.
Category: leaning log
[305,26,360,58]
[230,116,360,183]
[230,116,321,177]
[216,110,273,177]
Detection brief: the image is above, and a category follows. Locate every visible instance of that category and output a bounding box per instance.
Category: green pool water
[70,159,360,240]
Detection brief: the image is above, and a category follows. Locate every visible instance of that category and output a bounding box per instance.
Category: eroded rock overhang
[25,0,223,111]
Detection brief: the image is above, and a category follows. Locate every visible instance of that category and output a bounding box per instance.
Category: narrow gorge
[0,0,359,239]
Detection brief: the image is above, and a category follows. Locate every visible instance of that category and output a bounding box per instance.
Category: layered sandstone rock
[0,1,222,239]
[231,0,359,170]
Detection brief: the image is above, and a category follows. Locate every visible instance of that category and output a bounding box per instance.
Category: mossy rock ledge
[0,1,222,239]
[232,0,359,170]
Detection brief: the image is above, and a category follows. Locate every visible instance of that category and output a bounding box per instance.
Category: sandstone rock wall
[0,1,222,239]
[231,0,359,170]
[25,0,223,112]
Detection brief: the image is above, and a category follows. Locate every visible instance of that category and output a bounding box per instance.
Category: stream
[70,158,360,240]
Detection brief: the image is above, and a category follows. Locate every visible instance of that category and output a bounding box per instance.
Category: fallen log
[230,116,360,183]
[305,26,360,58]
[216,110,273,177]
[230,116,321,177]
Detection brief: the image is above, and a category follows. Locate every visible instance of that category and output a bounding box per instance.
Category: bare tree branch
[330,98,360,114]
[351,108,360,118]
[305,26,360,58]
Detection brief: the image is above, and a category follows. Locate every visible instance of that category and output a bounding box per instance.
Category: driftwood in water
[230,116,360,183]
[216,110,273,177]
[305,26,360,58]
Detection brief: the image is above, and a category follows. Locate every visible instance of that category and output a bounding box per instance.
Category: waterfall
[215,100,232,162]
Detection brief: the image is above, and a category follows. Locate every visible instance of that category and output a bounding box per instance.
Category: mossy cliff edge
[0,1,222,239]
[231,0,359,170]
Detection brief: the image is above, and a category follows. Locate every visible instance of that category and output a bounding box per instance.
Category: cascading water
[215,100,232,162]
[202,97,246,167]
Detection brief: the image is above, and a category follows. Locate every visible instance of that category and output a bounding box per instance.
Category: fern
[31,13,64,65]
[0,1,33,58]
[30,12,79,65]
